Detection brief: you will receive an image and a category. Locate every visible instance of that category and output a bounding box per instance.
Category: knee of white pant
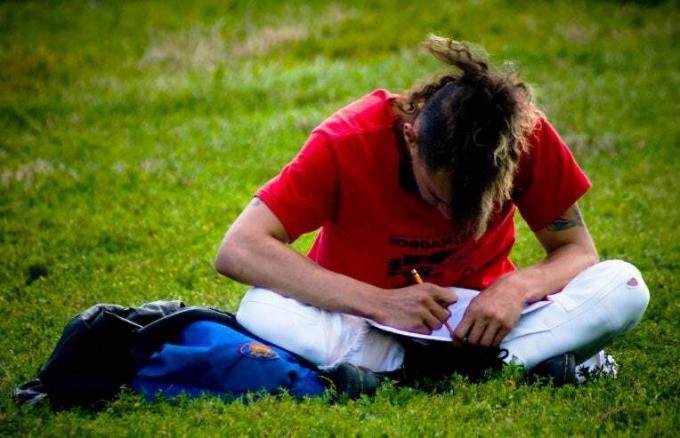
[236,289,331,366]
[238,308,329,365]
[602,260,650,333]
[503,260,650,368]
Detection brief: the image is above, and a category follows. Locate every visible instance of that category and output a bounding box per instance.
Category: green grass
[1,0,679,435]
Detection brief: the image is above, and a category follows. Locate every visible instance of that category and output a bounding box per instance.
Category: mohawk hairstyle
[393,35,539,239]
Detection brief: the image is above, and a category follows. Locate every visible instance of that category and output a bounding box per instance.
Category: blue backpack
[132,319,325,401]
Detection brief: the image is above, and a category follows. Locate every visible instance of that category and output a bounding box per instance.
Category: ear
[403,122,419,157]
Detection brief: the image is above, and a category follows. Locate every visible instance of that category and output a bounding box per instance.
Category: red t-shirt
[257,89,591,290]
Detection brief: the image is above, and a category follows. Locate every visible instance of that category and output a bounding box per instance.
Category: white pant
[236,260,649,372]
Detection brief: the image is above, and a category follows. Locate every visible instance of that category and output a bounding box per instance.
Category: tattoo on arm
[546,205,584,231]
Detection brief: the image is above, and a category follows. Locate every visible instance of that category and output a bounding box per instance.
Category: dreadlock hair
[393,35,539,240]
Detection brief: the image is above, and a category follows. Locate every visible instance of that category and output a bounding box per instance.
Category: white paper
[367,287,552,342]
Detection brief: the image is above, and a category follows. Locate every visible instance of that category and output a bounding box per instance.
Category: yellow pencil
[411,268,455,339]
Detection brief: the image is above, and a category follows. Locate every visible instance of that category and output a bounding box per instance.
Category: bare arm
[454,203,598,347]
[500,203,599,303]
[215,198,458,333]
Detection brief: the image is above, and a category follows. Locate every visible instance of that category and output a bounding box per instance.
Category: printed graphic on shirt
[387,234,475,286]
[388,235,458,250]
[239,343,280,360]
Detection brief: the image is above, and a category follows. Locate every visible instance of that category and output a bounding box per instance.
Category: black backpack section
[13,300,253,409]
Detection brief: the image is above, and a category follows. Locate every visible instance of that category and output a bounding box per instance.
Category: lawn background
[1,0,678,435]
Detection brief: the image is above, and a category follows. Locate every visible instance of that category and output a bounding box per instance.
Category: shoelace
[498,348,510,361]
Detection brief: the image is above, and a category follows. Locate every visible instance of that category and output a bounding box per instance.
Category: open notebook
[367,288,552,341]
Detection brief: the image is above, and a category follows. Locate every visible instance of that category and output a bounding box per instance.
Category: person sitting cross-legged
[215,36,649,390]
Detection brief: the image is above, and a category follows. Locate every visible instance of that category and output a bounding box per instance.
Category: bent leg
[235,288,404,372]
[502,260,650,368]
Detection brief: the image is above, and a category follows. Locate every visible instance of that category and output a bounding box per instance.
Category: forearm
[499,203,600,303]
[216,232,383,320]
[504,241,599,303]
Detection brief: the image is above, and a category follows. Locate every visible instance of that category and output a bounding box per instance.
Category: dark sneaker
[325,363,382,399]
[532,352,577,386]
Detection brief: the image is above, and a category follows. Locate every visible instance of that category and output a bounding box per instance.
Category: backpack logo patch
[627,277,639,287]
[239,343,280,360]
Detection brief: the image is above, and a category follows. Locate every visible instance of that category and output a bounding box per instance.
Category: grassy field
[1,0,679,435]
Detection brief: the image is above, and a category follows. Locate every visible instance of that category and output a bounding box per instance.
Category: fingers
[431,285,458,306]
[423,313,442,333]
[480,322,501,347]
[415,284,454,330]
[453,318,499,347]
[466,318,487,345]
[453,302,505,347]
[418,299,450,333]
[405,311,440,335]
[429,303,450,324]
[491,327,510,348]
[453,313,472,347]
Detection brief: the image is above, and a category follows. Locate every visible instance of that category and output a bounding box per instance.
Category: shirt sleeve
[256,131,338,242]
[512,117,592,232]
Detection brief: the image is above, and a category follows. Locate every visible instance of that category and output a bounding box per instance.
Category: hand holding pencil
[373,271,456,335]
[411,268,456,340]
